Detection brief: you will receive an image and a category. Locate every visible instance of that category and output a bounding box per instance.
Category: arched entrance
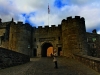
[41,42,53,57]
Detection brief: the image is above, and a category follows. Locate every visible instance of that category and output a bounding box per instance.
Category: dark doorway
[33,49,37,57]
[58,47,62,56]
[41,42,53,57]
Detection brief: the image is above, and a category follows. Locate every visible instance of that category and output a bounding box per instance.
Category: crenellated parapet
[17,21,23,24]
[10,21,32,32]
[38,26,42,29]
[62,16,85,23]
[44,25,49,28]
[66,16,83,20]
[61,16,86,31]
[32,24,61,33]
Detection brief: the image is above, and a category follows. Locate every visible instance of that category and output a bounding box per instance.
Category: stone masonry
[0,16,100,58]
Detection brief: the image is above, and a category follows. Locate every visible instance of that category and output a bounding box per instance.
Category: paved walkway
[0,57,100,75]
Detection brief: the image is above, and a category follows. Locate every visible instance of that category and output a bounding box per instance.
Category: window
[28,45,30,48]
[87,38,88,42]
[92,38,96,42]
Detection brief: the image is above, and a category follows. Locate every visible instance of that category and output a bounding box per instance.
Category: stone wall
[9,22,32,55]
[86,32,100,57]
[61,16,88,57]
[74,54,100,73]
[0,47,30,69]
[32,25,62,57]
[0,16,100,58]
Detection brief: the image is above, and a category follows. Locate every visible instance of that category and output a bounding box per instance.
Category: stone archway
[41,42,53,57]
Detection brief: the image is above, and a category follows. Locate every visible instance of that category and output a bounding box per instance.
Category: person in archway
[53,50,58,69]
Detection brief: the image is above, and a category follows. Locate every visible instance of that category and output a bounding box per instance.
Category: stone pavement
[0,57,100,75]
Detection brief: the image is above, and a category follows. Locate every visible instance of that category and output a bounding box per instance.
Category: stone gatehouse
[0,16,100,58]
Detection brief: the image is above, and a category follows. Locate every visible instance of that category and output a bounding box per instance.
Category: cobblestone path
[0,57,100,75]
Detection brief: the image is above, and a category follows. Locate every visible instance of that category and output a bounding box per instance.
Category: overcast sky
[0,0,100,33]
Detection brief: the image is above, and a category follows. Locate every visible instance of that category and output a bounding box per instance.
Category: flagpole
[48,12,49,25]
[48,4,50,26]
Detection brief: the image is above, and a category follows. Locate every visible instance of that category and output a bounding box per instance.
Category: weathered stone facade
[61,16,88,57]
[0,16,100,58]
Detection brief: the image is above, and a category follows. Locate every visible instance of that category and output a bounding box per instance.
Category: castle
[0,16,100,58]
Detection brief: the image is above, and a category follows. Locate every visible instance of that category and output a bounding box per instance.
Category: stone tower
[9,21,32,55]
[61,16,88,57]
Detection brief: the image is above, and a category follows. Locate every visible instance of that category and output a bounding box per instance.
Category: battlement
[45,25,49,28]
[36,25,60,29]
[51,25,56,28]
[32,24,61,32]
[66,16,84,21]
[62,16,82,25]
[61,16,85,25]
[80,17,85,21]
[62,19,66,22]
[67,16,72,20]
[58,24,61,26]
[17,21,23,25]
[75,16,80,19]
[38,26,42,29]
[25,23,30,25]
[92,29,97,34]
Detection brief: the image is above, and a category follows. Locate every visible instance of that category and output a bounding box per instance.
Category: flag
[48,4,50,14]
